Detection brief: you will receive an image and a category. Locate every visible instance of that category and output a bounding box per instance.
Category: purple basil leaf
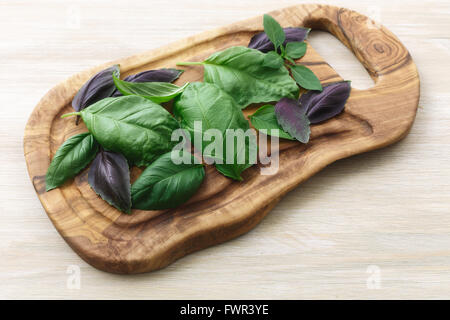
[111,68,183,97]
[72,65,120,112]
[299,81,351,124]
[125,68,183,82]
[275,97,310,143]
[248,27,310,53]
[88,149,131,213]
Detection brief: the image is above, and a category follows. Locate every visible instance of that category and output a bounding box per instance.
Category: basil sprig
[253,14,323,92]
[247,15,354,144]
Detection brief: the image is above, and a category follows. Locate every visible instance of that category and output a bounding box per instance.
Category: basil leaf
[300,81,351,124]
[80,96,179,166]
[46,133,98,191]
[173,82,249,156]
[249,104,294,140]
[131,151,205,210]
[113,75,188,103]
[124,68,182,83]
[285,42,307,59]
[289,64,323,91]
[72,65,119,112]
[248,27,310,53]
[112,68,183,97]
[262,51,284,69]
[173,82,255,180]
[275,97,310,143]
[200,46,299,108]
[263,14,285,50]
[88,149,131,213]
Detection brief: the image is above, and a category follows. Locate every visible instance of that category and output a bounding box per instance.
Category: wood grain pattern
[23,4,419,274]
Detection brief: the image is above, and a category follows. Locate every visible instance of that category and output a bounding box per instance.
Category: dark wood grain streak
[23,4,419,274]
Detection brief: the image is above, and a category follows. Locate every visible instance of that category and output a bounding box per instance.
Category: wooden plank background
[1,0,449,299]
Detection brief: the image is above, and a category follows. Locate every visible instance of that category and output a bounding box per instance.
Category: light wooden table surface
[1,0,449,299]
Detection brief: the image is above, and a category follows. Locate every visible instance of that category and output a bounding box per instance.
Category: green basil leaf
[174,82,249,156]
[249,104,294,140]
[46,133,98,191]
[173,82,255,180]
[215,132,257,181]
[263,14,285,50]
[201,46,299,108]
[131,151,205,210]
[285,42,307,59]
[289,64,323,91]
[88,149,131,213]
[80,96,179,166]
[113,75,188,103]
[262,51,284,69]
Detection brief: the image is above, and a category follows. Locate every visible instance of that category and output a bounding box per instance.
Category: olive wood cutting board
[23,4,420,274]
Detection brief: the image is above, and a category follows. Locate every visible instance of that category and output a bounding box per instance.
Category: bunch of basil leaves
[46,14,351,214]
[46,66,205,213]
